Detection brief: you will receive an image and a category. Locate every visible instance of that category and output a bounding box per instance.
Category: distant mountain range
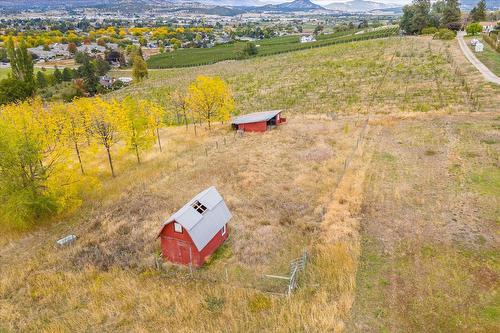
[259,0,325,11]
[0,0,498,12]
[325,0,398,12]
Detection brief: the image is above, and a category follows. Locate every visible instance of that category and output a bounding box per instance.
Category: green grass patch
[470,167,500,196]
[467,35,500,76]
[147,27,398,69]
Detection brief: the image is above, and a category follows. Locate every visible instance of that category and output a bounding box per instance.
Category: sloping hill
[325,0,398,12]
[1,36,499,332]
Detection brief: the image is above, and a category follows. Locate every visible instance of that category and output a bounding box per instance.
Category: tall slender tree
[442,0,461,26]
[119,97,155,164]
[6,37,34,87]
[132,55,148,82]
[89,98,121,177]
[470,0,486,22]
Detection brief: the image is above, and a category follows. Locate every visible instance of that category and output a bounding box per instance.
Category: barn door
[178,241,192,266]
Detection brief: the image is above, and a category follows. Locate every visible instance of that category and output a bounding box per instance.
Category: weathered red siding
[238,121,267,132]
[160,222,229,267]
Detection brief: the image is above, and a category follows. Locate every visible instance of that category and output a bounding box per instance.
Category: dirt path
[457,31,500,85]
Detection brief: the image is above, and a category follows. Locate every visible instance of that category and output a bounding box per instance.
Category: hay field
[1,36,499,332]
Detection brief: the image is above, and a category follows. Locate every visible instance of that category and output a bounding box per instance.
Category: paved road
[457,31,500,85]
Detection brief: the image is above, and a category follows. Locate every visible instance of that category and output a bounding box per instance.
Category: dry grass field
[348,112,499,332]
[1,36,499,332]
[0,117,369,332]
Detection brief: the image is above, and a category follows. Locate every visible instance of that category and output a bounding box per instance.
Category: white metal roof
[231,110,282,125]
[159,186,232,251]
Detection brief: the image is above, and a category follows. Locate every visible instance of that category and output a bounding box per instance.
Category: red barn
[157,187,232,267]
[231,110,286,133]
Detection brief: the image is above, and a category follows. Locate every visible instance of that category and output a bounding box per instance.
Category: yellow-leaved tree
[171,90,189,130]
[88,97,121,177]
[58,99,92,175]
[185,75,234,130]
[144,99,166,152]
[0,99,83,228]
[119,97,156,163]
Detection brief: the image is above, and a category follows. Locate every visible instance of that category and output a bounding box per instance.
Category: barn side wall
[160,222,229,267]
[238,121,267,132]
[199,224,229,263]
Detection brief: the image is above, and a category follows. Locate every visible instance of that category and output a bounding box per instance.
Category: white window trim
[174,222,182,233]
[221,224,227,236]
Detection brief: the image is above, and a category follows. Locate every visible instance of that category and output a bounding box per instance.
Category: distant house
[158,187,231,267]
[77,43,106,54]
[479,22,497,33]
[117,77,133,84]
[231,110,286,133]
[99,75,114,88]
[300,35,316,43]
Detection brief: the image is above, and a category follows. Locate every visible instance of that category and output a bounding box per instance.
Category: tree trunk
[74,141,85,175]
[192,114,197,136]
[135,144,141,164]
[183,109,188,131]
[156,127,162,152]
[106,146,115,177]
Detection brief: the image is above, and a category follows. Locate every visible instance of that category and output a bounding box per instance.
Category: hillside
[257,0,325,12]
[325,0,398,12]
[1,36,499,332]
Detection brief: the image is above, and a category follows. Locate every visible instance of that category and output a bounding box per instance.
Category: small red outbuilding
[157,187,232,267]
[231,110,286,133]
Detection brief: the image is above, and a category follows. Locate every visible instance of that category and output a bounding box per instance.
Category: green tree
[470,0,486,22]
[400,0,432,34]
[62,67,73,82]
[0,78,34,105]
[132,55,148,82]
[93,57,111,76]
[79,59,98,95]
[401,5,418,33]
[36,71,47,89]
[234,42,258,59]
[6,37,34,87]
[466,22,483,35]
[53,67,63,84]
[413,0,432,33]
[442,0,461,26]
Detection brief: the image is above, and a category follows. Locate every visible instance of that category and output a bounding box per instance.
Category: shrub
[466,23,482,36]
[203,296,225,312]
[446,22,462,32]
[433,29,456,40]
[248,294,272,313]
[0,78,34,105]
[421,27,438,35]
[234,42,258,59]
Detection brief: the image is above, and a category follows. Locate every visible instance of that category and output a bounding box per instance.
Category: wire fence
[438,42,481,112]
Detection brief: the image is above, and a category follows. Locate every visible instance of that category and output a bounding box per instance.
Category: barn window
[192,201,207,214]
[174,222,182,233]
[221,224,227,236]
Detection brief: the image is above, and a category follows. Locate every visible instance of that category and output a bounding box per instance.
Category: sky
[264,0,412,5]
